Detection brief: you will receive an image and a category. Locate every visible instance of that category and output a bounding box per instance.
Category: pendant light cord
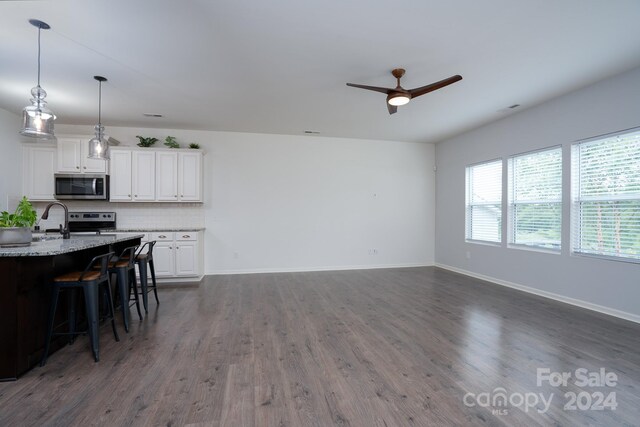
[36,25,41,87]
[98,80,102,126]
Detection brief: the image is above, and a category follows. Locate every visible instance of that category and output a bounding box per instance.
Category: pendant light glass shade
[87,76,109,160]
[88,125,109,159]
[20,19,56,140]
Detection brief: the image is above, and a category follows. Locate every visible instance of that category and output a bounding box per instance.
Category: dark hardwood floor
[1,267,639,426]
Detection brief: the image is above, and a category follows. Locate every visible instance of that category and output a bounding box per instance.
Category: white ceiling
[2,0,640,143]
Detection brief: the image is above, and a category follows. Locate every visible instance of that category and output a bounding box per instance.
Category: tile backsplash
[32,201,205,230]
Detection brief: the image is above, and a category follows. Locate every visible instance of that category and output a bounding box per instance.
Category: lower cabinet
[148,231,200,278]
[112,231,201,280]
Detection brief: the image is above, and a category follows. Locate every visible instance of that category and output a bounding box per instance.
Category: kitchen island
[0,234,143,381]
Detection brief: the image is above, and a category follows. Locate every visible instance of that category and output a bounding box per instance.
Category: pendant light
[20,19,56,139]
[87,76,109,160]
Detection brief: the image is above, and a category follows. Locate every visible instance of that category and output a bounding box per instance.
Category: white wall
[0,109,23,211]
[54,124,436,274]
[435,66,640,321]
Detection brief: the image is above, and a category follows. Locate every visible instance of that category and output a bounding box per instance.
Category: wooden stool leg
[40,286,60,367]
[149,259,159,305]
[138,260,149,313]
[83,284,100,362]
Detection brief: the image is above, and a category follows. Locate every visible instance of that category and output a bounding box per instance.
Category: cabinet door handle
[182,235,190,238]
[83,166,87,169]
[176,246,180,250]
[76,166,80,169]
[159,235,167,239]
[134,194,138,197]
[128,194,131,197]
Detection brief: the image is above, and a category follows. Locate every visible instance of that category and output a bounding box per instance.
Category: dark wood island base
[0,235,141,381]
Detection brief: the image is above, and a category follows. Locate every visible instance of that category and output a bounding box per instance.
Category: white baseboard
[435,263,640,324]
[206,262,433,276]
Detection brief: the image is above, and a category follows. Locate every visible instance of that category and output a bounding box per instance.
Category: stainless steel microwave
[54,174,109,200]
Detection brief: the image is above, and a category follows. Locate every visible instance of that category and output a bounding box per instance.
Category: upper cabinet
[57,137,107,174]
[110,147,203,203]
[178,152,202,202]
[23,145,57,201]
[132,151,156,201]
[156,151,203,202]
[109,149,132,201]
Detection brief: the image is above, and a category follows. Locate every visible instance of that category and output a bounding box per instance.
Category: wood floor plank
[1,267,639,426]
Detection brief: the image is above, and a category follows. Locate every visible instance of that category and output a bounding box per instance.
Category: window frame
[465,158,503,245]
[571,127,640,264]
[507,145,563,252]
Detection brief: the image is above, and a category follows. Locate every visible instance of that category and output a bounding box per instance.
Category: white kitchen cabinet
[132,151,156,201]
[110,148,156,202]
[175,232,199,276]
[148,231,200,278]
[56,137,106,174]
[156,151,202,202]
[155,152,179,201]
[107,147,202,203]
[109,149,132,201]
[22,145,57,201]
[152,241,175,278]
[178,152,202,201]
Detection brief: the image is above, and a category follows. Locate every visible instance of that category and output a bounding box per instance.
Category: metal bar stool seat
[41,252,118,366]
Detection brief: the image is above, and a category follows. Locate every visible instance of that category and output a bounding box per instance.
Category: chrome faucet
[41,202,70,239]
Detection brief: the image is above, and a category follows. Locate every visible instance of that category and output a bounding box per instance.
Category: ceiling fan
[347,68,462,115]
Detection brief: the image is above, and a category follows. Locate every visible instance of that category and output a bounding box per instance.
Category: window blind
[508,147,562,250]
[572,129,640,261]
[466,160,502,243]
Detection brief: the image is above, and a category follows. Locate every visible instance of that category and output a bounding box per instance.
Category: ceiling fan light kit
[347,68,462,115]
[387,93,411,106]
[20,19,56,140]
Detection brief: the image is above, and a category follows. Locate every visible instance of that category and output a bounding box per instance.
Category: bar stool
[108,245,143,333]
[41,252,118,366]
[134,241,159,313]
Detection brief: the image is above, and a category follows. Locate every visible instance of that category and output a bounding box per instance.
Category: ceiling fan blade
[387,103,397,115]
[346,83,392,95]
[408,75,462,98]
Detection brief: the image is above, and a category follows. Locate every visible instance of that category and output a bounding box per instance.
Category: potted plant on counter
[0,197,38,247]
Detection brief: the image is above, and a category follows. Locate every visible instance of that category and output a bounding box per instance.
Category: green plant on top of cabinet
[57,136,107,173]
[164,136,179,148]
[136,136,158,147]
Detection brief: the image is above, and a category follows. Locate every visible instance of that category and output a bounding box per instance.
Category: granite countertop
[0,234,145,257]
[113,228,205,232]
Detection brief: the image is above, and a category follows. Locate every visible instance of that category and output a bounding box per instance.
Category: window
[572,128,640,261]
[466,159,502,243]
[508,147,562,250]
